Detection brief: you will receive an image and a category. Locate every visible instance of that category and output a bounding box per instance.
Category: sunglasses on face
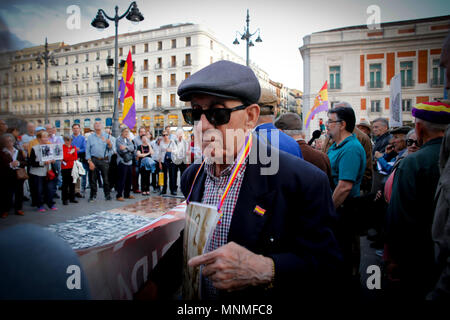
[182,105,249,126]
[406,139,418,146]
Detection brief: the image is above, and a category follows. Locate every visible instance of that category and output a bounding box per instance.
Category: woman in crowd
[116,127,136,201]
[137,136,155,195]
[158,130,177,196]
[7,127,23,152]
[150,136,161,193]
[0,133,27,218]
[61,135,78,205]
[29,130,58,212]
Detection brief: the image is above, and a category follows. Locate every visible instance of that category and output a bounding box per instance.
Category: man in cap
[374,126,410,175]
[140,60,342,300]
[385,101,450,300]
[254,88,303,159]
[356,120,372,138]
[428,33,450,300]
[274,112,331,182]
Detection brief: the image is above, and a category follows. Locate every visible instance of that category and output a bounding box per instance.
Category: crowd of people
[0,119,198,216]
[1,36,449,302]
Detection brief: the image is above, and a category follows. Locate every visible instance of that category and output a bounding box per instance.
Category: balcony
[50,78,61,85]
[430,78,444,87]
[50,92,62,100]
[168,62,177,69]
[102,105,113,112]
[328,83,341,90]
[154,83,163,89]
[366,81,383,90]
[13,96,25,102]
[99,86,113,94]
[100,72,113,79]
[401,79,415,88]
[167,81,177,87]
[35,79,41,84]
[182,60,192,66]
[82,73,90,80]
[141,66,149,72]
[72,74,79,80]
[26,79,33,85]
[154,64,163,70]
[139,84,149,90]
[61,75,70,81]
[27,95,33,100]
[93,72,101,79]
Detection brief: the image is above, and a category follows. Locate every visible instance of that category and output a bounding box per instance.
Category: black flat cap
[390,126,412,135]
[177,60,261,105]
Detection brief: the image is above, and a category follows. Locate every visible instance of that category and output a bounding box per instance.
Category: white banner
[389,74,402,128]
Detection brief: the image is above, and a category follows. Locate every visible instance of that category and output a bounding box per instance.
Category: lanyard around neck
[185,133,253,225]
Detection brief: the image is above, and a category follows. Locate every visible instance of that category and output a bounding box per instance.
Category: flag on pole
[121,50,136,130]
[304,81,328,130]
[389,74,402,128]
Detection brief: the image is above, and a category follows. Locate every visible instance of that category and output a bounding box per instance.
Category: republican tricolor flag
[304,81,328,130]
[119,50,136,130]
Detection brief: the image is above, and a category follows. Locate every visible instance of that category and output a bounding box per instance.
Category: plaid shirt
[200,156,249,300]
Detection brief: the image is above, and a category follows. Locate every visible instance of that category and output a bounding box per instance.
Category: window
[143,59,148,70]
[329,66,341,89]
[29,63,32,70]
[143,77,148,89]
[185,72,191,79]
[210,40,214,50]
[171,56,176,67]
[171,39,176,49]
[85,54,89,62]
[157,57,162,69]
[186,37,191,47]
[156,75,162,88]
[119,47,123,56]
[210,56,213,64]
[96,52,100,60]
[132,45,136,54]
[400,61,414,87]
[185,54,191,66]
[158,41,162,50]
[65,57,68,65]
[156,95,161,107]
[369,64,382,88]
[144,43,149,53]
[170,74,176,86]
[370,100,381,112]
[75,55,78,63]
[170,94,176,107]
[431,59,444,86]
[143,96,148,108]
[402,99,412,112]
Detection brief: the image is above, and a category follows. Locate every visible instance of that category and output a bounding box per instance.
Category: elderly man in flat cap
[139,60,342,300]
[385,100,450,300]
[254,88,303,159]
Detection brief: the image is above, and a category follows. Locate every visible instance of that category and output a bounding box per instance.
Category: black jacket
[150,135,343,300]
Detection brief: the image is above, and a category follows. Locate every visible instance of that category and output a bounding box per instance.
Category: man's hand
[188,242,273,291]
[119,144,126,151]
[106,139,112,148]
[374,151,383,159]
[88,160,95,171]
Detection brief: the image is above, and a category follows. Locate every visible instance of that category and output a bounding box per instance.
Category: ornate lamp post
[233,9,262,66]
[36,38,58,125]
[91,1,144,137]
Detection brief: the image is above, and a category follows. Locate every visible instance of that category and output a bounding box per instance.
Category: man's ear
[245,104,260,129]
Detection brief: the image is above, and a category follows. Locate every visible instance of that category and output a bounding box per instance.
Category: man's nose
[199,113,214,132]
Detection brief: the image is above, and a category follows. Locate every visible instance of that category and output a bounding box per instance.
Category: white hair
[416,118,447,132]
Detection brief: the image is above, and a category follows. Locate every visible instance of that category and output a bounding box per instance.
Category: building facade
[300,15,449,136]
[0,23,272,136]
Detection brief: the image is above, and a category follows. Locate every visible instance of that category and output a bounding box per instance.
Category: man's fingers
[188,250,219,267]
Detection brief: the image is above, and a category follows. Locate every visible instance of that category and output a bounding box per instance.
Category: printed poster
[182,202,219,300]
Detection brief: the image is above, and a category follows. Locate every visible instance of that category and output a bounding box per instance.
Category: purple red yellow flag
[121,50,136,130]
[304,81,328,130]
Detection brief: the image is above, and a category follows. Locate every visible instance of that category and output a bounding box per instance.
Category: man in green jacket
[385,101,450,300]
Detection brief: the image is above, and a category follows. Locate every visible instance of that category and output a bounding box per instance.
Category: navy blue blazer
[151,135,343,300]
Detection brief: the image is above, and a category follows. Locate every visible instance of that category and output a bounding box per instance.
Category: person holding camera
[115,127,136,201]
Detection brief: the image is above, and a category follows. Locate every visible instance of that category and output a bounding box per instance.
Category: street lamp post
[36,38,57,125]
[233,9,262,67]
[91,1,144,137]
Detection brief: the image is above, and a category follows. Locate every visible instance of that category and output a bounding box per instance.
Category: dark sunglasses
[162,134,168,136]
[406,139,418,146]
[182,105,248,126]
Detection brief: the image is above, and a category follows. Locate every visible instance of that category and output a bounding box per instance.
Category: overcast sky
[0,0,448,90]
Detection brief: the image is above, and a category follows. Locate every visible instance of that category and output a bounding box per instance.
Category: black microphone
[308,130,322,146]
